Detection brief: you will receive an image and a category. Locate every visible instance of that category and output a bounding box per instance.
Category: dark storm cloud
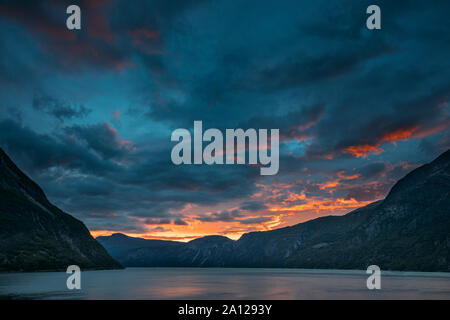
[0,0,126,70]
[288,1,450,160]
[242,44,392,92]
[306,87,450,159]
[145,218,172,225]
[0,0,192,73]
[64,122,134,160]
[238,217,272,225]
[173,218,188,226]
[85,213,150,233]
[0,0,214,80]
[358,162,386,179]
[0,119,119,175]
[240,201,268,212]
[33,92,91,121]
[140,0,449,165]
[240,104,326,142]
[345,185,389,202]
[0,118,262,232]
[50,156,260,222]
[196,210,244,223]
[72,177,115,197]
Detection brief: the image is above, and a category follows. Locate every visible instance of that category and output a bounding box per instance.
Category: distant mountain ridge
[0,148,122,272]
[98,150,450,272]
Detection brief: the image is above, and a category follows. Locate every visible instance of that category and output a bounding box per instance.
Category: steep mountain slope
[0,148,122,272]
[98,150,450,271]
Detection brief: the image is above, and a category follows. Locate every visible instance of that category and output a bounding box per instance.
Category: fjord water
[1,268,449,300]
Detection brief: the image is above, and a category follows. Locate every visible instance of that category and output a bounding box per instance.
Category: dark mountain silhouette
[98,150,450,272]
[97,233,235,267]
[0,148,122,272]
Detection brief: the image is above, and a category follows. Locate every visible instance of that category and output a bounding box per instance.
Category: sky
[0,0,449,241]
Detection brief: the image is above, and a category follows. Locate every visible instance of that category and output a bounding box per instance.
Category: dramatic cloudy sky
[0,0,449,241]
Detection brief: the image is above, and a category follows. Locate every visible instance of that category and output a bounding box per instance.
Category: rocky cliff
[0,148,122,272]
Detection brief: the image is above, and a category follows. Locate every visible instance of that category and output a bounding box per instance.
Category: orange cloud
[269,196,373,214]
[336,171,361,180]
[380,126,419,145]
[319,180,340,190]
[285,192,306,201]
[344,144,384,158]
[343,122,448,158]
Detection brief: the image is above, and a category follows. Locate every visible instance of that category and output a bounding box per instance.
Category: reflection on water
[0,268,449,300]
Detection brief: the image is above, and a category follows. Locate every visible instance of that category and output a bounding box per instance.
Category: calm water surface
[0,268,449,299]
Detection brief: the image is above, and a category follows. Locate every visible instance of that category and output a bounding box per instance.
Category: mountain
[97,234,234,267]
[98,150,450,272]
[0,148,122,272]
